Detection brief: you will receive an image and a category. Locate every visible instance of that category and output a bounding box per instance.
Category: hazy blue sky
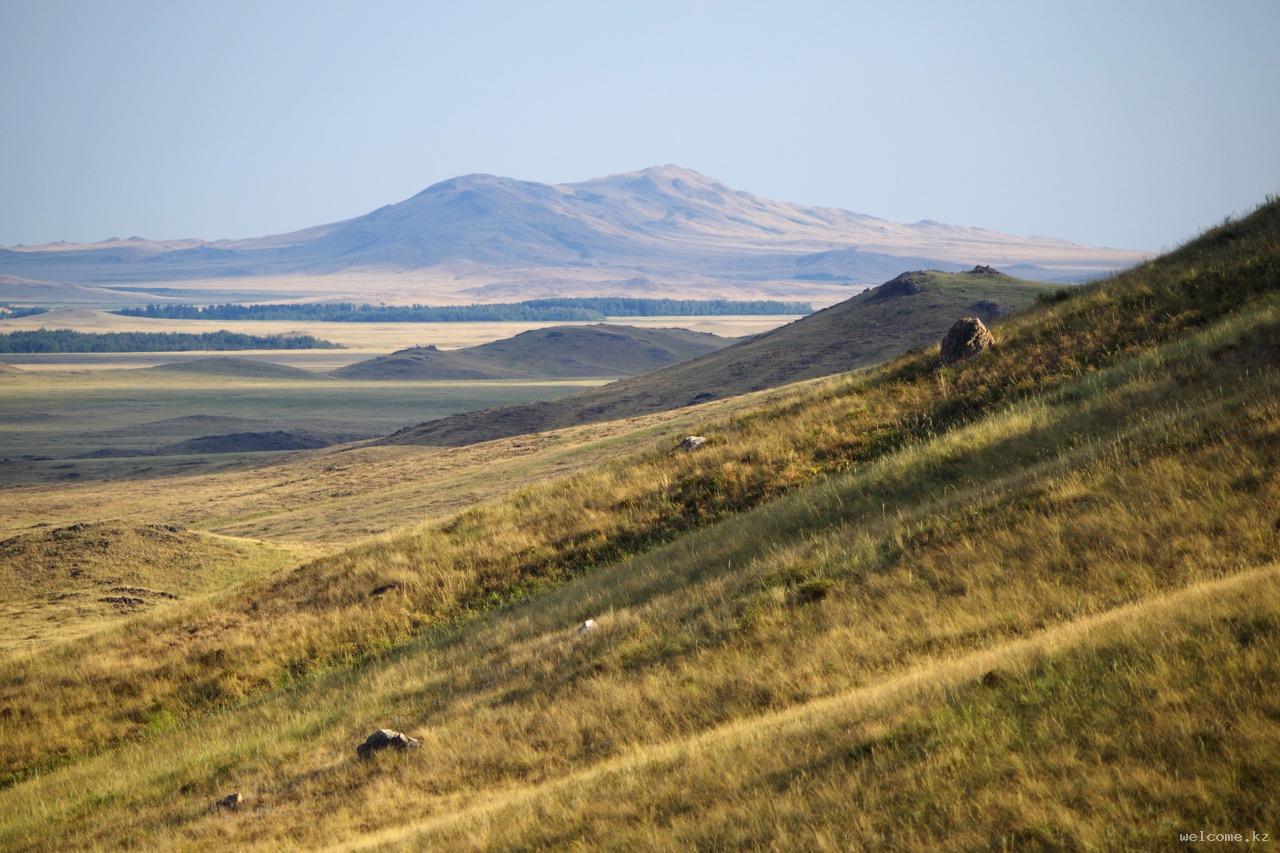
[2,0,1277,250]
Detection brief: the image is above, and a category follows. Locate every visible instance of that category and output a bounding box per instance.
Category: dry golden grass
[0,199,1277,847]
[1,318,1274,847]
[0,523,294,652]
[0,379,777,545]
[351,563,1280,851]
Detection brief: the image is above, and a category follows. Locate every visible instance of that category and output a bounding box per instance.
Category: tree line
[0,306,49,319]
[112,297,813,322]
[0,329,341,352]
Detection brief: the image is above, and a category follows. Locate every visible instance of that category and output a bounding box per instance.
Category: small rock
[968,264,1003,276]
[677,435,707,452]
[577,619,597,635]
[356,728,420,760]
[216,792,242,812]
[939,317,995,364]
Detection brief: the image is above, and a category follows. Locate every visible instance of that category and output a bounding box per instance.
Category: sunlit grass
[0,198,1277,847]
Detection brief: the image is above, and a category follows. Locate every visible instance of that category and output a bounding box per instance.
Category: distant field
[0,310,801,368]
[113,297,815,322]
[0,369,606,486]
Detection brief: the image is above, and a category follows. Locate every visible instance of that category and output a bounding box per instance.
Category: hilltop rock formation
[870,271,930,298]
[939,317,995,364]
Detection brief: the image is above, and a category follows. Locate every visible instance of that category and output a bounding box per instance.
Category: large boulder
[939,317,995,364]
[356,728,420,760]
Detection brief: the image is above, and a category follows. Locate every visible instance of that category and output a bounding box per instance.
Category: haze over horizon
[2,1,1278,251]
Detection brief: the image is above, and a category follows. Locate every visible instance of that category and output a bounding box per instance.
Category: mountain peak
[635,164,713,180]
[571,164,720,189]
[0,167,1147,290]
[413,172,512,195]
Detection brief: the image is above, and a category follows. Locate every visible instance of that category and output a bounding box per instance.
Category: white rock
[678,435,707,452]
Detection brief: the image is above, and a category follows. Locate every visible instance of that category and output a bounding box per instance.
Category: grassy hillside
[0,522,294,652]
[384,267,1060,445]
[0,199,1277,848]
[332,323,732,380]
[0,390,775,548]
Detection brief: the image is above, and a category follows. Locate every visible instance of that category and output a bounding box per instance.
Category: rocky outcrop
[356,729,420,760]
[870,271,930,298]
[939,317,995,364]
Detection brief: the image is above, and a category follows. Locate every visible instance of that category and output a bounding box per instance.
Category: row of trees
[0,306,49,319]
[112,297,813,322]
[0,329,340,352]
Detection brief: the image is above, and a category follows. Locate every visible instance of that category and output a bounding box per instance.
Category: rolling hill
[332,323,733,380]
[384,267,1061,444]
[0,197,1274,848]
[148,356,329,380]
[0,167,1144,303]
[0,521,291,651]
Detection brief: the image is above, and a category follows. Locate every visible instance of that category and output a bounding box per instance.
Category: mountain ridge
[0,166,1145,301]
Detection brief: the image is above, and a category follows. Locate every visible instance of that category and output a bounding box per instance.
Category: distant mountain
[383,266,1062,446]
[0,167,1145,302]
[333,324,733,380]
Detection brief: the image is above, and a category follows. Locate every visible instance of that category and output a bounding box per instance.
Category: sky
[1,0,1277,251]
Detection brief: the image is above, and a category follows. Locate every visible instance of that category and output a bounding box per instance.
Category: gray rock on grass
[939,317,995,364]
[677,435,707,452]
[357,728,420,760]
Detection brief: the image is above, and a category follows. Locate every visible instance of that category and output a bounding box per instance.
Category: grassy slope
[0,522,294,652]
[383,269,1059,445]
[333,324,732,380]
[0,377,783,547]
[0,202,1278,847]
